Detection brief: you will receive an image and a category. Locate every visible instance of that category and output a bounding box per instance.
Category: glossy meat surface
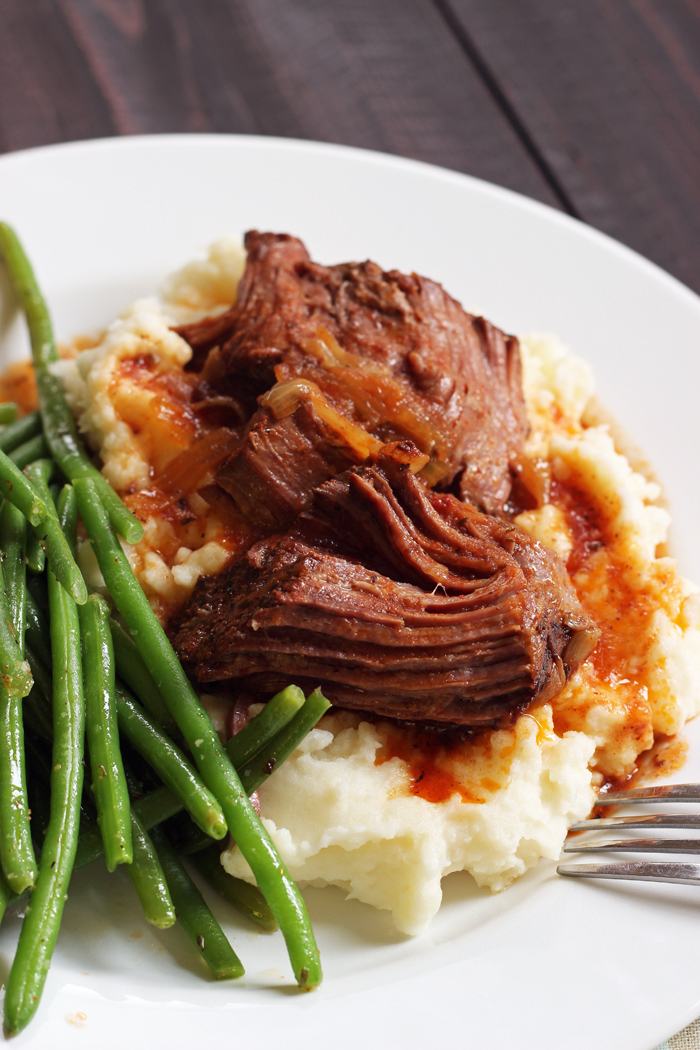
[178,231,529,515]
[172,443,597,726]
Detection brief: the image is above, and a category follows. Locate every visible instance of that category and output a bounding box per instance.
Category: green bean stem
[0,448,47,527]
[110,618,179,735]
[125,810,176,928]
[150,827,244,980]
[75,477,322,991]
[190,845,277,933]
[116,683,226,840]
[9,434,50,471]
[239,689,331,796]
[0,412,41,455]
[226,685,305,769]
[25,531,45,574]
[0,223,143,545]
[80,594,132,871]
[0,404,18,426]
[0,499,36,892]
[3,486,85,1037]
[24,460,86,605]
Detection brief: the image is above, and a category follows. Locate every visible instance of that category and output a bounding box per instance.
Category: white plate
[0,135,698,1050]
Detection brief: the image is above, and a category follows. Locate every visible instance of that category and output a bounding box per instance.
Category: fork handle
[558,861,700,885]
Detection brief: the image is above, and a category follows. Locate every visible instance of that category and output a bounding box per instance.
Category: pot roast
[178,230,529,518]
[171,442,598,726]
[171,233,598,726]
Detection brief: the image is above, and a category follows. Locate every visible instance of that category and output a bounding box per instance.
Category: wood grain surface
[444,0,700,291]
[0,0,558,204]
[0,0,699,291]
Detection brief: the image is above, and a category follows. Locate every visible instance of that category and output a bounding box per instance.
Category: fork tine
[596,784,700,804]
[564,837,700,855]
[570,814,700,831]
[557,861,700,885]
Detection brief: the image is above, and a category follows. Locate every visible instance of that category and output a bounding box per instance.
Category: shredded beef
[178,231,529,516]
[171,443,598,727]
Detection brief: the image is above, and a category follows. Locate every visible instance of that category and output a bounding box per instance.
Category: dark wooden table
[1,0,700,293]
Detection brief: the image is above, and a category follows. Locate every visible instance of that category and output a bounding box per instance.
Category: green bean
[0,448,47,527]
[25,592,51,669]
[24,460,86,605]
[19,684,327,905]
[166,687,312,857]
[0,411,41,454]
[0,866,12,926]
[8,433,49,471]
[226,685,305,768]
[80,594,132,871]
[25,532,45,574]
[0,223,143,545]
[0,683,36,894]
[0,499,36,893]
[239,689,331,796]
[150,827,244,980]
[20,681,322,929]
[0,558,32,699]
[116,683,226,841]
[75,477,322,990]
[74,786,182,871]
[0,403,18,426]
[110,619,179,735]
[125,810,175,928]
[3,485,85,1037]
[189,845,277,933]
[0,499,27,647]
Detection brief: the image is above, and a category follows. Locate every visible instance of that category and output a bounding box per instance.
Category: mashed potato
[58,239,700,935]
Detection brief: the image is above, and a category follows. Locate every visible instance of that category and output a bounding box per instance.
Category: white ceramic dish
[0,134,698,1050]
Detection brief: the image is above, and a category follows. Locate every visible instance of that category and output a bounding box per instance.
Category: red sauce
[549,478,606,575]
[375,727,487,804]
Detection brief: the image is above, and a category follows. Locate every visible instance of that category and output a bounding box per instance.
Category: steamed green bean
[151,827,244,980]
[3,485,85,1037]
[110,618,178,735]
[24,460,87,605]
[0,498,36,892]
[0,411,41,454]
[226,684,305,769]
[8,433,49,470]
[75,476,322,991]
[116,683,226,841]
[0,403,18,426]
[0,222,143,544]
[125,811,176,929]
[80,594,132,870]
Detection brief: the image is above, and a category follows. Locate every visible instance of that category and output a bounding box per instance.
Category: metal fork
[557,784,700,887]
